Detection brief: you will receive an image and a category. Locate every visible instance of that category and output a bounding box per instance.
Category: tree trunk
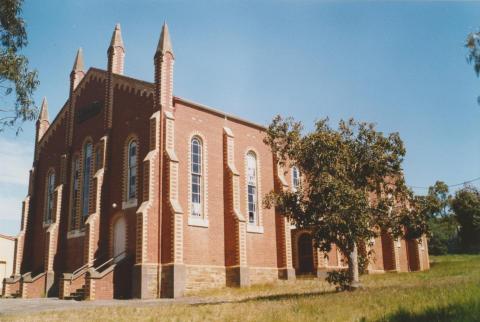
[348,243,360,290]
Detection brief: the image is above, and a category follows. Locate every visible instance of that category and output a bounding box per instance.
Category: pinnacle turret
[156,22,174,57]
[108,23,125,75]
[110,23,124,49]
[38,97,49,122]
[36,97,50,142]
[72,48,84,72]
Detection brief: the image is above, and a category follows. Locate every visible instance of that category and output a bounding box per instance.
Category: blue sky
[1,0,480,235]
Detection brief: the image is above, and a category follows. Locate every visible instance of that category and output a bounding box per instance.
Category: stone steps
[3,291,21,299]
[64,286,86,301]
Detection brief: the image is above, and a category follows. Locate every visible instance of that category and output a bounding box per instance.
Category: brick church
[2,23,430,300]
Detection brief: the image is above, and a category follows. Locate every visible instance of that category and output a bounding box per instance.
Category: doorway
[113,216,126,262]
[298,233,314,274]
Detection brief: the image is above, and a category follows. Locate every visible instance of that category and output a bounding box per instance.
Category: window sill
[247,224,264,234]
[188,216,209,228]
[67,229,85,239]
[42,221,53,229]
[122,198,138,210]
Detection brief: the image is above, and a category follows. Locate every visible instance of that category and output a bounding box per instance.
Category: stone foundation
[132,263,159,299]
[184,265,226,293]
[160,263,186,298]
[226,266,249,287]
[248,267,278,285]
[278,268,296,280]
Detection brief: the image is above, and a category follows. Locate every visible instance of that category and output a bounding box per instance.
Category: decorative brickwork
[84,137,107,265]
[44,184,62,272]
[165,111,184,264]
[13,195,30,275]
[223,127,248,286]
[273,161,295,279]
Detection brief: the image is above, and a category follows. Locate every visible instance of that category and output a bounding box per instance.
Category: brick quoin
[2,22,430,300]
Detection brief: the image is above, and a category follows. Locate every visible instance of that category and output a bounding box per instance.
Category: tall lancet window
[45,170,55,224]
[191,138,202,217]
[81,142,93,220]
[70,156,80,229]
[127,140,138,200]
[292,166,300,191]
[247,152,258,224]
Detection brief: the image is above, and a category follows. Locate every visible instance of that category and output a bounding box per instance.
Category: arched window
[246,152,258,224]
[127,140,137,200]
[70,156,80,229]
[81,142,93,219]
[191,138,202,217]
[292,166,300,191]
[45,171,55,223]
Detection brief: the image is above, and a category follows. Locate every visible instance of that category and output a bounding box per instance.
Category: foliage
[263,115,427,289]
[400,181,449,240]
[466,31,480,78]
[451,186,480,253]
[325,269,352,291]
[0,0,39,133]
[428,216,459,255]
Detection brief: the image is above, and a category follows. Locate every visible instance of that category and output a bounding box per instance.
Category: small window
[81,142,93,219]
[246,152,258,224]
[70,156,80,228]
[127,140,137,200]
[191,138,202,217]
[45,171,55,223]
[292,166,300,191]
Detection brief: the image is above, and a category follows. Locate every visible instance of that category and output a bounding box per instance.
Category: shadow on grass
[374,299,480,322]
[191,289,336,307]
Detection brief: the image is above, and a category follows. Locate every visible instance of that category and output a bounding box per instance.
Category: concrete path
[0,297,209,316]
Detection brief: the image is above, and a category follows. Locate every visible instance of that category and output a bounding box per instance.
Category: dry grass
[1,255,479,322]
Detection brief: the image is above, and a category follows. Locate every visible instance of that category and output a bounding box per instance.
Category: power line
[409,176,480,190]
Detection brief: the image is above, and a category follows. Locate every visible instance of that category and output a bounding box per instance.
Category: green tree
[263,116,426,290]
[427,216,458,255]
[415,181,458,255]
[451,186,480,253]
[0,0,39,132]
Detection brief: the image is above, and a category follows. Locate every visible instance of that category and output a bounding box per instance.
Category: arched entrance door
[406,239,420,272]
[298,233,314,274]
[113,216,126,262]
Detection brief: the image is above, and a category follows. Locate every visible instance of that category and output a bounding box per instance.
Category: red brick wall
[89,270,113,300]
[174,101,278,270]
[175,104,226,266]
[397,239,409,272]
[370,236,385,271]
[23,274,45,298]
[25,112,67,274]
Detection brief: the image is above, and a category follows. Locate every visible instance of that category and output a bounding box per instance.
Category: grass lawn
[2,255,479,321]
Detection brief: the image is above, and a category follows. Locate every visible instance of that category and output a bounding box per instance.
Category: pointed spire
[71,48,85,91]
[156,22,174,57]
[108,23,125,75]
[36,97,50,141]
[38,97,49,122]
[110,23,124,49]
[72,48,84,72]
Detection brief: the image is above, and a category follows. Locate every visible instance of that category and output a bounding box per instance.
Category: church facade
[2,23,429,300]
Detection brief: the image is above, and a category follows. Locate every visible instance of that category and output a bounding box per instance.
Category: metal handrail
[69,262,92,282]
[68,251,128,283]
[94,251,128,273]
